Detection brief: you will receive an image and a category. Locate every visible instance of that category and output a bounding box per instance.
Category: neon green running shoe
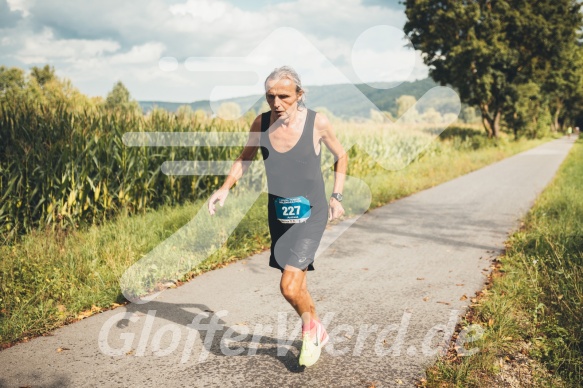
[298,322,328,367]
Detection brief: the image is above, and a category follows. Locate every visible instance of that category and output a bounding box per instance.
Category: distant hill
[139,78,460,119]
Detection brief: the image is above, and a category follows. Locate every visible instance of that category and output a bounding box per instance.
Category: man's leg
[280,267,328,366]
[279,267,319,324]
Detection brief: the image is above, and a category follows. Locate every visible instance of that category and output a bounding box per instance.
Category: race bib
[274,196,311,224]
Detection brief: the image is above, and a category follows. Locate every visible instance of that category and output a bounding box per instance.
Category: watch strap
[331,192,343,202]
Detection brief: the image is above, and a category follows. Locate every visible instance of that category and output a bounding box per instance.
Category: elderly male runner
[208,66,347,367]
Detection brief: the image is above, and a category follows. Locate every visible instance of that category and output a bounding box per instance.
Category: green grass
[424,138,583,387]
[0,129,552,347]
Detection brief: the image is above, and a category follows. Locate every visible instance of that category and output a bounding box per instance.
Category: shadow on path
[119,300,306,373]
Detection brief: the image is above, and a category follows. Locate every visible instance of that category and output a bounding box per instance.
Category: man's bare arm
[315,113,347,220]
[316,113,347,194]
[208,115,262,215]
[220,115,262,191]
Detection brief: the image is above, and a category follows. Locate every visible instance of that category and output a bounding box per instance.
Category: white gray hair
[264,66,306,109]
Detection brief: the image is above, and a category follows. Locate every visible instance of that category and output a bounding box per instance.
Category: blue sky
[0,0,428,102]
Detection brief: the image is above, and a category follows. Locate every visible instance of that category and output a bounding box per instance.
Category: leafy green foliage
[0,66,25,93]
[425,139,583,387]
[404,0,583,137]
[30,65,55,87]
[104,81,140,112]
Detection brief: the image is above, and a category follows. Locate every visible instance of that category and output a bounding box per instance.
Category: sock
[302,319,317,334]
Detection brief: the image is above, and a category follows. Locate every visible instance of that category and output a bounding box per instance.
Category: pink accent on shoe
[302,319,317,335]
[318,322,329,347]
[301,319,329,347]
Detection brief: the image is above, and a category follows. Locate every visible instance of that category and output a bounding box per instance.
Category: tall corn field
[0,97,258,240]
[0,82,488,242]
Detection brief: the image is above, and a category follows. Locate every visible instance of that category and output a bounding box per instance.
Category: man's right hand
[208,189,229,215]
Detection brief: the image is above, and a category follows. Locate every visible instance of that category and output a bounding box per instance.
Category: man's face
[265,77,303,118]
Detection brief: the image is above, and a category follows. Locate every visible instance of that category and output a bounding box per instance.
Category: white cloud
[15,28,120,64]
[0,0,427,102]
[110,42,166,64]
[6,0,33,17]
[165,0,272,56]
[351,25,417,86]
[170,0,228,23]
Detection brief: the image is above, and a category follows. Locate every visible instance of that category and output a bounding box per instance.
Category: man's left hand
[328,198,345,221]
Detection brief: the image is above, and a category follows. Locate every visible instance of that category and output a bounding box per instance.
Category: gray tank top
[260,109,326,211]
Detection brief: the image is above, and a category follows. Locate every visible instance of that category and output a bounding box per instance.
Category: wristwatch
[330,192,343,202]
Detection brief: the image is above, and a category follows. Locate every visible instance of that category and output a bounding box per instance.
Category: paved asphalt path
[0,137,576,388]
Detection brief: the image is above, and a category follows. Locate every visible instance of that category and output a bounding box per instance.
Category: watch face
[333,193,343,202]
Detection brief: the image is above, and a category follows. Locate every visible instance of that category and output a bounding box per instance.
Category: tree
[461,106,478,124]
[396,95,417,118]
[105,81,140,112]
[0,66,25,94]
[396,95,419,123]
[504,81,541,138]
[176,105,195,121]
[216,102,241,120]
[543,42,583,132]
[106,81,131,107]
[193,109,208,122]
[422,107,442,124]
[30,64,56,87]
[370,109,393,123]
[404,0,582,137]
